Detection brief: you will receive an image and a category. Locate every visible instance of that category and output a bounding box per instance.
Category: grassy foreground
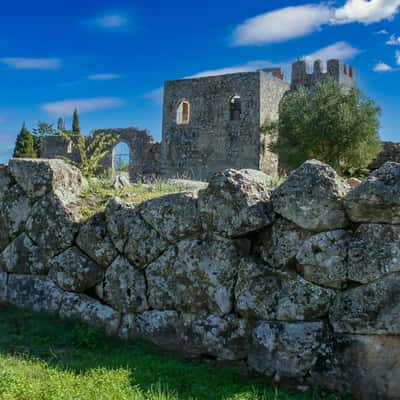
[0,306,348,400]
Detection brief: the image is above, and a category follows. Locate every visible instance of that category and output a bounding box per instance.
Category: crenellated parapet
[291,59,356,91]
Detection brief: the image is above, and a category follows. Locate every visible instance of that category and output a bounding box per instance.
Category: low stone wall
[1,158,400,400]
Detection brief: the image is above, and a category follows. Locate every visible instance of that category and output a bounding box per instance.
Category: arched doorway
[113,142,131,174]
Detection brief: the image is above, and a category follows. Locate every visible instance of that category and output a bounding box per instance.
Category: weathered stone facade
[1,157,400,399]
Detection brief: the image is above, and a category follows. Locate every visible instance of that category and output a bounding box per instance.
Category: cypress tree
[13,123,37,158]
[72,109,81,135]
[57,117,66,132]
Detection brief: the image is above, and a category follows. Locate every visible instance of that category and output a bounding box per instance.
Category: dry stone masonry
[1,158,400,400]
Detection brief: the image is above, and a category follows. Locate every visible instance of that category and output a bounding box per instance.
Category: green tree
[273,79,382,174]
[57,117,66,132]
[13,123,38,158]
[72,109,81,135]
[60,131,117,177]
[32,121,57,136]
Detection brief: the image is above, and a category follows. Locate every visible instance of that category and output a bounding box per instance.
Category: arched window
[230,95,241,121]
[67,141,73,154]
[176,101,190,125]
[113,142,130,173]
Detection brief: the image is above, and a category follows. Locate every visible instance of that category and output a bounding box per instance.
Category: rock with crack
[345,162,400,224]
[8,158,84,199]
[0,165,12,203]
[95,256,148,313]
[76,212,118,267]
[0,233,48,275]
[147,236,238,316]
[198,169,274,238]
[348,224,400,284]
[296,230,350,289]
[59,292,120,335]
[272,160,349,232]
[248,321,325,378]
[330,273,400,334]
[49,247,104,292]
[235,258,336,321]
[139,191,202,242]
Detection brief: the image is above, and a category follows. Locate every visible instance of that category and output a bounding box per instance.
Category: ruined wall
[1,158,400,400]
[369,141,400,170]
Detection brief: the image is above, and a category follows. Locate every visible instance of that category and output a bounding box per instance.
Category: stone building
[41,59,356,181]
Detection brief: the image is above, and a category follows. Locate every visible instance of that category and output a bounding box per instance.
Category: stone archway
[112,141,132,174]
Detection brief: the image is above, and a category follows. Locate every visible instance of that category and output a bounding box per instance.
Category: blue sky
[1,0,400,162]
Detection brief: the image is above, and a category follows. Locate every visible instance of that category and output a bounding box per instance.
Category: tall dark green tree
[13,123,38,158]
[57,117,66,132]
[272,79,382,174]
[72,109,81,135]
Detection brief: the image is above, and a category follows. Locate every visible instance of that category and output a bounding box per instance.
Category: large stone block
[147,236,238,316]
[345,162,400,224]
[8,158,84,199]
[139,192,202,242]
[198,169,274,238]
[330,273,400,334]
[348,224,400,283]
[297,230,350,289]
[0,165,12,203]
[312,334,400,400]
[96,256,148,313]
[0,185,32,250]
[248,321,324,378]
[26,191,80,257]
[7,275,64,314]
[182,314,249,361]
[49,247,104,292]
[76,212,118,267]
[59,292,120,335]
[272,160,349,232]
[258,217,311,269]
[0,233,47,275]
[235,258,335,321]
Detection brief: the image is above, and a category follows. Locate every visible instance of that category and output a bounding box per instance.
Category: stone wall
[369,141,400,170]
[1,158,400,400]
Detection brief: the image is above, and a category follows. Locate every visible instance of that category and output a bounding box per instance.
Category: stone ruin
[1,158,400,399]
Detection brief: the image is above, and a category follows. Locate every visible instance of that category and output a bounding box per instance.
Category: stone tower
[161,69,290,180]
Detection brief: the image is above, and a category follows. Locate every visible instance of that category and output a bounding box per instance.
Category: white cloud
[377,29,390,34]
[334,0,400,25]
[144,87,164,104]
[303,42,361,65]
[0,57,60,70]
[88,73,123,81]
[387,34,400,45]
[232,4,332,46]
[89,12,130,30]
[396,50,400,65]
[373,62,393,71]
[41,97,124,116]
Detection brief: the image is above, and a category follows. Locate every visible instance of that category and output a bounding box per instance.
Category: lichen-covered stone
[8,158,84,199]
[0,165,12,203]
[272,160,349,232]
[348,224,400,283]
[139,192,202,242]
[96,256,148,313]
[345,162,400,224]
[198,169,273,238]
[76,212,118,267]
[312,334,400,400]
[296,230,350,289]
[236,258,335,321]
[0,272,7,302]
[248,321,324,378]
[0,233,47,275]
[182,314,249,361]
[7,275,64,314]
[26,190,80,257]
[330,273,400,334]
[258,218,311,269]
[59,292,120,335]
[49,247,104,292]
[147,237,238,316]
[0,185,32,250]
[119,311,183,350]
[105,197,169,266]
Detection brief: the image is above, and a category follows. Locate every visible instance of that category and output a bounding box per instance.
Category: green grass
[80,177,191,220]
[0,305,349,400]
